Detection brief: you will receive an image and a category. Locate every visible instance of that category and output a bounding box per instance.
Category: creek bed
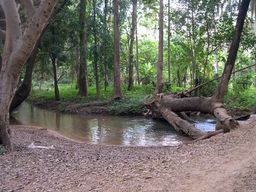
[11,102,216,146]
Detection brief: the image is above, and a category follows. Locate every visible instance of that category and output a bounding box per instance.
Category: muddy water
[11,102,215,146]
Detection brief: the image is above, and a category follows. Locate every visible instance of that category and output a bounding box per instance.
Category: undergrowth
[30,83,256,113]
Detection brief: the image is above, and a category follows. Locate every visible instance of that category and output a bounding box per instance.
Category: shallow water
[11,102,216,146]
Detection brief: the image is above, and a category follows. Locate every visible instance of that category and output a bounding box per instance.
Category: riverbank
[1,119,256,192]
[29,99,146,115]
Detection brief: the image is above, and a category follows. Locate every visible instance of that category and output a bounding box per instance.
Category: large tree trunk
[127,0,137,91]
[10,43,38,112]
[0,0,58,150]
[155,0,164,94]
[78,0,88,97]
[10,0,69,112]
[113,0,122,99]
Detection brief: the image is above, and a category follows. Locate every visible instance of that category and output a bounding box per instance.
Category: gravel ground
[1,117,256,192]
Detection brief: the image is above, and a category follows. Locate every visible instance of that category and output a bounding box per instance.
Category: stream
[11,102,216,146]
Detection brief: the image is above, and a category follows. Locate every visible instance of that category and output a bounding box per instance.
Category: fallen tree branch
[194,129,224,141]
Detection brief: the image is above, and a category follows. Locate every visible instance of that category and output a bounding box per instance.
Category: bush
[225,87,256,111]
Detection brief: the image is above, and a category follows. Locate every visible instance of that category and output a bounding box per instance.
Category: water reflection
[11,102,216,146]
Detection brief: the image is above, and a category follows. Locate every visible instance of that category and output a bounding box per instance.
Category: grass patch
[30,84,154,103]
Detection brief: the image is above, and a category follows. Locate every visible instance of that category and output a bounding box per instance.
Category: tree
[214,0,252,101]
[113,0,122,99]
[78,0,88,96]
[0,0,58,150]
[127,0,137,91]
[103,0,110,91]
[155,0,164,94]
[10,0,70,111]
[146,0,251,139]
[167,0,171,85]
[92,0,100,99]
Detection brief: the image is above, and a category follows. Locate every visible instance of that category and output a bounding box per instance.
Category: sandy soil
[1,117,256,192]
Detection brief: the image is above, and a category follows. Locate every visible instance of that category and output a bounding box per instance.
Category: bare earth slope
[1,117,256,192]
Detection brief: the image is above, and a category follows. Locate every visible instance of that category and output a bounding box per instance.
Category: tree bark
[167,0,171,84]
[128,0,137,91]
[214,0,251,101]
[10,42,39,112]
[93,0,100,99]
[103,0,109,91]
[113,0,122,99]
[155,0,164,94]
[78,0,88,97]
[0,0,58,150]
[135,26,140,84]
[51,56,60,101]
[145,95,237,139]
[10,0,69,112]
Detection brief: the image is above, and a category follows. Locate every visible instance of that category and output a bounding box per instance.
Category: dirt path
[1,117,256,192]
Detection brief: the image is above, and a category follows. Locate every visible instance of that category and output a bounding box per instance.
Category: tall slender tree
[167,0,171,85]
[155,0,164,94]
[214,0,251,101]
[135,25,140,84]
[93,0,100,99]
[113,0,122,99]
[78,0,88,96]
[103,0,109,91]
[128,0,137,91]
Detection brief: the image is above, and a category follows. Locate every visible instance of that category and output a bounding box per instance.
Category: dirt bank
[1,118,256,192]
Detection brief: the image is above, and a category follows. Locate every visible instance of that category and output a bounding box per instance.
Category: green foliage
[108,99,146,115]
[28,0,255,112]
[31,83,154,102]
[225,87,256,111]
[233,72,254,92]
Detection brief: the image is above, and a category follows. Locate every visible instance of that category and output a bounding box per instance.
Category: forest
[0,0,256,149]
[2,0,256,191]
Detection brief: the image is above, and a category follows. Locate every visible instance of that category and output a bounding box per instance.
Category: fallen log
[160,107,205,139]
[145,94,239,140]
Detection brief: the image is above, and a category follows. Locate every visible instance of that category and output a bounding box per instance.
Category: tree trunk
[10,0,69,112]
[214,0,251,101]
[93,0,100,99]
[78,0,88,97]
[128,0,137,91]
[145,95,236,139]
[135,26,140,84]
[155,0,164,94]
[103,0,109,91]
[0,0,58,150]
[0,114,12,150]
[10,44,38,112]
[113,0,122,99]
[51,57,60,101]
[167,0,171,85]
